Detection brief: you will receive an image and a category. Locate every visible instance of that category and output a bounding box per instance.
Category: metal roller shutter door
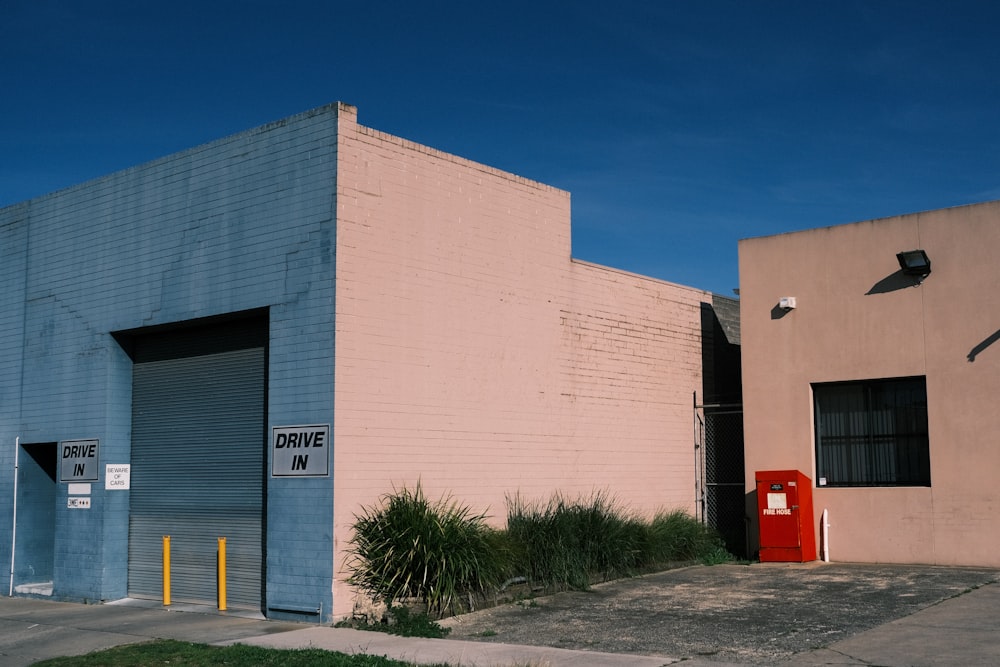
[128,346,265,608]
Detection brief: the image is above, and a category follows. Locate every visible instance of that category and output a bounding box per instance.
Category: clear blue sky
[3,1,999,295]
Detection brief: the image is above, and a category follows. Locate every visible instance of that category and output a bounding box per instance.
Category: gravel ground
[437,562,999,664]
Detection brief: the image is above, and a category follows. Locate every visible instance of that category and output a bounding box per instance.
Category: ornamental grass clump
[504,490,647,591]
[345,483,510,616]
[646,508,732,564]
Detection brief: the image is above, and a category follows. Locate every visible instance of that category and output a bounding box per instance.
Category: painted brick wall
[3,101,718,619]
[0,206,29,589]
[333,112,709,615]
[0,104,342,609]
[562,260,707,508]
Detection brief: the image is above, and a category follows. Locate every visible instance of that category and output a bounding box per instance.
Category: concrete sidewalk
[0,563,998,666]
[0,597,300,667]
[779,582,1000,666]
[230,626,694,666]
[0,597,689,667]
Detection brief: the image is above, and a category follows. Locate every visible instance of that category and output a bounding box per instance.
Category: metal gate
[695,401,746,558]
[126,318,266,609]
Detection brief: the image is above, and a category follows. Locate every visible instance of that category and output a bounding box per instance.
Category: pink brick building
[332,104,729,615]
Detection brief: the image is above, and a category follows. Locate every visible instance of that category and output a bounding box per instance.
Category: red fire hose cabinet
[755,470,817,562]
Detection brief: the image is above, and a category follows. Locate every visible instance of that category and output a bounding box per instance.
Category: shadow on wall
[866,270,923,295]
[770,304,791,320]
[865,269,999,363]
[969,329,1000,362]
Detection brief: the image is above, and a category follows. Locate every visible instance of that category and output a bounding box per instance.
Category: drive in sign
[272,424,330,477]
[60,439,99,483]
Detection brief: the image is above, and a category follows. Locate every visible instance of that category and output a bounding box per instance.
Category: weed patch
[336,605,452,638]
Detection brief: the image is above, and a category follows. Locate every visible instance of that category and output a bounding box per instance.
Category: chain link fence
[696,406,746,558]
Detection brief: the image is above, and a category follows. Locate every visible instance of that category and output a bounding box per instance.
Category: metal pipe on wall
[9,436,20,596]
[821,508,830,562]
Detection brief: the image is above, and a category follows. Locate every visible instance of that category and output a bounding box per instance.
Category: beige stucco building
[739,201,1000,565]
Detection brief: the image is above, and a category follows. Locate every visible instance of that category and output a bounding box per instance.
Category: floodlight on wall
[778,296,797,310]
[896,249,932,280]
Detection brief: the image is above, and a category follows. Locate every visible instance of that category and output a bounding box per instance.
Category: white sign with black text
[272,424,330,477]
[59,439,99,483]
[105,464,131,490]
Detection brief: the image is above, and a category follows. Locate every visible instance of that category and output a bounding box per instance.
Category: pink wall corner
[330,118,711,616]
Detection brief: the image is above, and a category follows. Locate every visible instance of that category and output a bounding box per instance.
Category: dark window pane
[813,377,930,487]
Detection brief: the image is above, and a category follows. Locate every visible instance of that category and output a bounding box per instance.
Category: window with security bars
[813,377,930,487]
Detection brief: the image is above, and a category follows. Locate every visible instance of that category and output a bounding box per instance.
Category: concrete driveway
[439,561,1000,664]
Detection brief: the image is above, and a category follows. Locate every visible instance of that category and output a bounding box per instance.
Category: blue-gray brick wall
[0,103,340,615]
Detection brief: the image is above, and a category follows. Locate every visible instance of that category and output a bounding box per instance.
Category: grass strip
[32,638,448,667]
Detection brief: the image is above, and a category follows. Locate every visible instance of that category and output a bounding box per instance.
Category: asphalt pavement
[0,562,997,666]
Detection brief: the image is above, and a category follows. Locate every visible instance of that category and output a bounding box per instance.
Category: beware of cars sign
[105,464,131,490]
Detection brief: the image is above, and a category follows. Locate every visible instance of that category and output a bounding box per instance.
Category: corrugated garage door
[127,319,266,609]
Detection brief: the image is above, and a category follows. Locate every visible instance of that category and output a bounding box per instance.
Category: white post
[821,508,830,562]
[9,436,20,596]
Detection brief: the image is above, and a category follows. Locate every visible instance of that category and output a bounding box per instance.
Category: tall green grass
[345,483,509,616]
[647,508,731,563]
[345,486,732,616]
[505,491,647,589]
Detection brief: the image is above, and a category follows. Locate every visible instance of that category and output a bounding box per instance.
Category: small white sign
[68,483,91,495]
[105,464,131,490]
[67,497,91,509]
[767,492,788,510]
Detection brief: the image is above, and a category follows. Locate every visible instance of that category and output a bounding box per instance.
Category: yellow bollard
[162,535,171,606]
[217,537,227,611]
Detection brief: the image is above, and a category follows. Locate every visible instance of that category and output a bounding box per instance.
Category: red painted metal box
[755,469,816,562]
